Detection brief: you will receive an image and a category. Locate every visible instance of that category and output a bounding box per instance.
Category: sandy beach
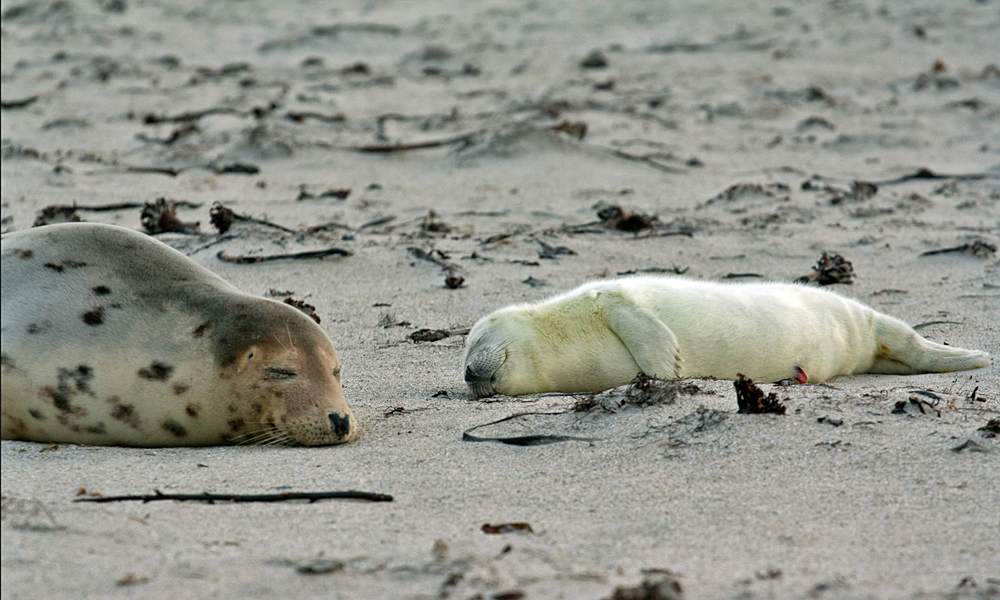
[2,1,999,598]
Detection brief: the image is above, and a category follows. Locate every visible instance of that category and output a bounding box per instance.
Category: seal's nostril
[328,412,351,437]
[464,365,475,382]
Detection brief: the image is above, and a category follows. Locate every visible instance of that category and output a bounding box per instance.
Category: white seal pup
[463,276,991,397]
[1,223,355,446]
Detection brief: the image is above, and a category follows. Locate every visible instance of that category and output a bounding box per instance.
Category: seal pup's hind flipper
[868,313,991,374]
[595,290,682,380]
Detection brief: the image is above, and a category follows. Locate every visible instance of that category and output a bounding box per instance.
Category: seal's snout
[464,365,495,398]
[328,411,352,438]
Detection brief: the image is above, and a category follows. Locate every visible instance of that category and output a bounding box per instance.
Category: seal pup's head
[463,309,540,398]
[213,301,356,446]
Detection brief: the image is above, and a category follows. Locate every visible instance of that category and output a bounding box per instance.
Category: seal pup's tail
[868,313,991,374]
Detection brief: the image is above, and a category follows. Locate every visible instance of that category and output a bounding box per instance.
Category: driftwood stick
[217,248,352,264]
[75,490,392,503]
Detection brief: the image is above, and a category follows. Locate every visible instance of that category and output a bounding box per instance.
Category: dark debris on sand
[796,251,854,285]
[141,197,200,234]
[597,205,658,232]
[573,375,702,412]
[283,298,321,323]
[605,571,684,600]
[735,375,787,415]
[33,205,82,227]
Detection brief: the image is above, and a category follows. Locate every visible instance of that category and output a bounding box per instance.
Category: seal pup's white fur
[463,277,990,397]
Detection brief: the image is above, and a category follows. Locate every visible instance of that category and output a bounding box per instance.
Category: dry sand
[2,1,999,598]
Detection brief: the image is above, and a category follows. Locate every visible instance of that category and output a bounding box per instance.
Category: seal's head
[463,309,540,398]
[211,300,356,446]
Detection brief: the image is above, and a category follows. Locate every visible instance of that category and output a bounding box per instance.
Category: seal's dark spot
[92,285,111,295]
[193,322,210,338]
[5,416,28,436]
[44,365,95,414]
[227,404,237,414]
[185,403,199,418]
[16,249,33,259]
[108,398,142,429]
[162,419,187,437]
[0,353,13,369]
[85,423,107,435]
[332,366,341,380]
[251,402,263,415]
[29,409,45,420]
[172,383,189,395]
[227,418,246,432]
[44,386,72,412]
[109,303,122,309]
[263,367,297,380]
[138,362,173,381]
[82,307,105,326]
[26,323,45,334]
[44,260,87,272]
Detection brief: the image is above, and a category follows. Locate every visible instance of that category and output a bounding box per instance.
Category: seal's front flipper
[595,291,682,379]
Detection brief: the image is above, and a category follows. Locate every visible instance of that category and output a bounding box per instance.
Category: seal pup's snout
[327,411,352,438]
[464,364,497,398]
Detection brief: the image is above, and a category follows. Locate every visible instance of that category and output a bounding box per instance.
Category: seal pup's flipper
[595,290,682,379]
[869,313,991,374]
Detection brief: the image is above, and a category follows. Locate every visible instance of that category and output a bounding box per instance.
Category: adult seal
[463,276,991,397]
[1,223,355,446]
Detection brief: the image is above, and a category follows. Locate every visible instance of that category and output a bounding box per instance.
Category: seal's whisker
[261,432,294,447]
[273,323,293,354]
[234,429,278,445]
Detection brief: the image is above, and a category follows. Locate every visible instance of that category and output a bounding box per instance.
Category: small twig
[618,266,689,276]
[358,215,397,230]
[920,241,997,258]
[212,162,260,175]
[217,248,352,264]
[142,107,244,124]
[408,247,458,273]
[877,168,993,186]
[135,123,200,146]
[126,165,184,177]
[39,201,202,213]
[625,230,695,240]
[1,95,40,109]
[304,221,354,234]
[604,149,686,174]
[350,132,479,153]
[75,490,392,503]
[462,411,597,446]
[286,111,346,123]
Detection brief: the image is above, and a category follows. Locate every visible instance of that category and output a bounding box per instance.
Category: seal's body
[1,223,355,446]
[464,277,990,397]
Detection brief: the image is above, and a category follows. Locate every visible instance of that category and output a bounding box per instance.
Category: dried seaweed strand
[462,411,597,446]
